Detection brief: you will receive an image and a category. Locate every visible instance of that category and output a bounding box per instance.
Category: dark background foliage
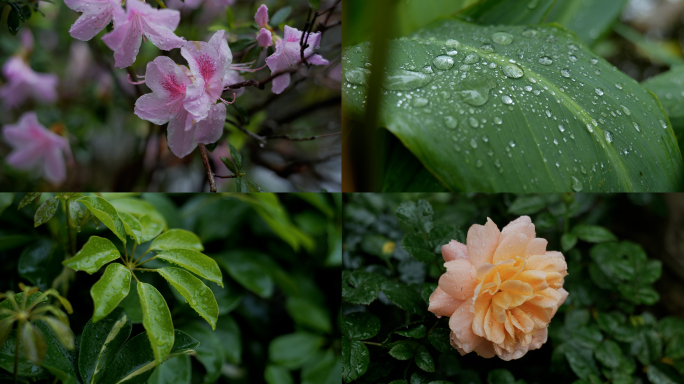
[0,192,341,384]
[342,193,684,384]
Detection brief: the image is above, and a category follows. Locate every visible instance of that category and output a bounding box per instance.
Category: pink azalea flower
[102,0,185,68]
[254,5,272,47]
[64,0,123,41]
[265,26,328,94]
[0,57,58,108]
[2,112,70,185]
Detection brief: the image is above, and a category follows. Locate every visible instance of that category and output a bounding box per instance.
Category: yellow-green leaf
[118,212,143,244]
[78,197,127,244]
[138,282,174,364]
[63,236,121,274]
[155,249,223,288]
[91,264,131,322]
[157,267,219,330]
[149,230,204,252]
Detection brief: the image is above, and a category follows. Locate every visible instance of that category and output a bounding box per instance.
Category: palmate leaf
[78,197,128,244]
[154,249,223,288]
[343,20,683,192]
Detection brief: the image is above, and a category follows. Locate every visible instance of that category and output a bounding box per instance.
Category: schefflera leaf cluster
[62,196,222,365]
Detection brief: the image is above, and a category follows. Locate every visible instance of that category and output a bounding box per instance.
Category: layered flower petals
[428,216,569,361]
[65,0,122,41]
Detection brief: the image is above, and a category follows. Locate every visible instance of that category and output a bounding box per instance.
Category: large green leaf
[268,332,324,370]
[343,20,684,192]
[138,282,174,364]
[79,307,132,384]
[546,0,630,46]
[179,321,224,384]
[64,236,121,275]
[91,263,131,322]
[156,267,219,330]
[78,197,127,244]
[154,249,223,287]
[460,0,556,25]
[302,350,341,384]
[149,229,203,252]
[215,252,274,298]
[18,238,63,291]
[643,66,684,129]
[0,331,44,377]
[100,330,199,384]
[35,320,78,382]
[109,199,167,228]
[118,212,143,245]
[286,297,332,334]
[147,354,191,384]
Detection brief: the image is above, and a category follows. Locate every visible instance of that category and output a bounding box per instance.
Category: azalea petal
[270,73,291,94]
[42,146,67,185]
[141,13,185,51]
[492,232,529,264]
[66,0,117,41]
[441,240,468,262]
[181,40,220,84]
[257,28,272,48]
[140,4,181,31]
[0,81,29,108]
[102,18,142,68]
[166,109,197,158]
[438,259,477,301]
[194,103,226,144]
[32,73,59,104]
[6,144,42,170]
[467,217,500,266]
[134,93,177,125]
[2,112,42,147]
[428,287,464,317]
[144,56,190,100]
[208,30,232,76]
[448,302,484,353]
[183,77,213,121]
[305,53,329,66]
[254,4,269,28]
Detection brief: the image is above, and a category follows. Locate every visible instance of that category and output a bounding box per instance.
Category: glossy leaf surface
[157,267,219,330]
[149,229,204,252]
[155,249,223,287]
[643,66,684,128]
[460,0,556,25]
[343,20,684,192]
[546,0,630,46]
[0,331,44,376]
[216,251,274,298]
[138,282,175,364]
[18,238,62,291]
[147,354,191,384]
[180,321,224,384]
[118,212,143,244]
[268,332,324,369]
[78,197,127,244]
[64,236,121,275]
[34,320,78,382]
[91,263,131,322]
[34,197,59,227]
[79,307,132,384]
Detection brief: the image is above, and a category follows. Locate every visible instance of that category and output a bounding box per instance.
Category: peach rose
[428,216,568,361]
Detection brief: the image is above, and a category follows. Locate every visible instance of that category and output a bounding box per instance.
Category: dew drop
[560,68,571,78]
[469,138,478,148]
[412,97,428,107]
[445,39,460,49]
[660,120,668,129]
[571,176,583,192]
[522,28,539,38]
[444,116,458,129]
[502,95,514,105]
[558,124,565,133]
[433,55,455,70]
[493,116,502,125]
[476,159,483,168]
[524,85,533,92]
[605,131,613,143]
[595,88,604,96]
[615,83,623,90]
[464,54,480,64]
[590,58,598,65]
[382,69,432,90]
[586,124,594,133]
[492,32,514,46]
[480,43,495,52]
[345,68,370,86]
[538,56,553,65]
[468,117,479,128]
[569,55,577,62]
[632,122,640,132]
[501,64,524,78]
[509,140,516,148]
[620,105,630,116]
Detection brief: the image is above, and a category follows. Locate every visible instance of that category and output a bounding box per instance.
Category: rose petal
[442,240,468,262]
[467,217,500,266]
[449,302,484,353]
[428,287,464,317]
[439,259,477,301]
[492,232,529,264]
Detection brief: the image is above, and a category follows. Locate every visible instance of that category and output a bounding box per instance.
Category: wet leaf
[389,340,417,360]
[461,0,556,25]
[64,236,121,275]
[342,20,684,192]
[414,345,434,372]
[34,197,59,227]
[79,307,132,384]
[109,199,167,230]
[216,251,273,297]
[396,200,433,233]
[302,350,341,384]
[34,320,78,382]
[546,0,630,46]
[147,354,191,384]
[118,212,143,244]
[154,249,223,288]
[139,215,165,244]
[18,238,62,291]
[78,197,127,244]
[643,66,684,129]
[21,323,47,364]
[179,321,224,384]
[0,193,13,216]
[342,312,381,341]
[402,233,435,262]
[157,267,219,330]
[0,331,44,376]
[149,229,204,252]
[138,282,175,364]
[342,336,369,383]
[381,280,424,314]
[341,270,384,305]
[572,224,617,243]
[268,332,324,369]
[18,193,41,209]
[226,141,242,172]
[91,263,131,322]
[285,297,332,334]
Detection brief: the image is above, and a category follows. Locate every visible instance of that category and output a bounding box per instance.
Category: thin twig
[214,174,241,179]
[198,143,217,193]
[264,131,341,141]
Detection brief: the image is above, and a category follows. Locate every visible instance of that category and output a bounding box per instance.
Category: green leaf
[109,198,167,231]
[118,212,143,244]
[428,328,453,353]
[415,345,435,372]
[139,215,165,244]
[100,330,199,384]
[643,66,684,128]
[34,320,77,381]
[118,281,142,324]
[226,141,242,172]
[613,23,684,67]
[34,197,59,227]
[630,328,662,365]
[341,337,369,383]
[646,362,684,384]
[64,236,121,274]
[658,316,684,342]
[149,229,203,252]
[78,197,127,244]
[79,307,132,384]
[395,323,427,338]
[179,321,224,384]
[487,369,515,384]
[342,312,380,341]
[157,267,219,330]
[594,340,622,369]
[285,297,332,334]
[307,0,320,10]
[546,0,630,46]
[220,156,238,174]
[342,270,384,305]
[270,6,291,26]
[461,0,556,25]
[381,280,425,314]
[216,252,273,297]
[268,332,324,369]
[18,193,41,209]
[666,334,684,360]
[342,21,684,192]
[564,344,600,379]
[402,233,435,262]
[91,263,131,322]
[508,195,546,215]
[596,311,625,334]
[138,282,175,364]
[265,364,294,384]
[389,340,417,360]
[214,314,241,364]
[428,225,465,252]
[18,238,62,291]
[392,0,478,38]
[0,193,13,216]
[572,225,617,243]
[147,354,191,384]
[0,331,44,376]
[21,322,46,364]
[155,249,223,288]
[561,233,578,252]
[302,350,340,384]
[396,200,433,233]
[7,8,20,35]
[382,138,449,192]
[242,178,265,192]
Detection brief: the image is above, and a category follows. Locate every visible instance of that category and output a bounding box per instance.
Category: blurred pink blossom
[254,5,272,47]
[265,26,328,94]
[0,57,58,108]
[2,112,70,185]
[65,0,123,41]
[102,0,185,68]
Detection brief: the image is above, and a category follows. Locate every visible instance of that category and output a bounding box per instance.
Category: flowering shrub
[342,194,684,383]
[0,0,341,192]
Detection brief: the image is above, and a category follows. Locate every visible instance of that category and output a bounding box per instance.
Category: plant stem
[361,341,386,348]
[154,0,166,8]
[135,268,156,272]
[198,144,217,193]
[136,256,157,267]
[134,250,150,265]
[14,322,21,384]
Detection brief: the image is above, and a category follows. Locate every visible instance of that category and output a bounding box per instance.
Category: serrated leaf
[342,336,369,383]
[64,236,121,274]
[34,197,59,227]
[381,280,425,314]
[138,282,174,364]
[155,249,223,288]
[100,330,199,384]
[149,229,203,251]
[18,193,41,209]
[396,200,433,233]
[402,233,435,262]
[79,307,132,384]
[118,212,143,244]
[342,270,384,305]
[157,267,219,330]
[342,312,380,341]
[91,263,131,322]
[342,21,684,192]
[269,332,324,370]
[428,328,453,353]
[78,197,127,244]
